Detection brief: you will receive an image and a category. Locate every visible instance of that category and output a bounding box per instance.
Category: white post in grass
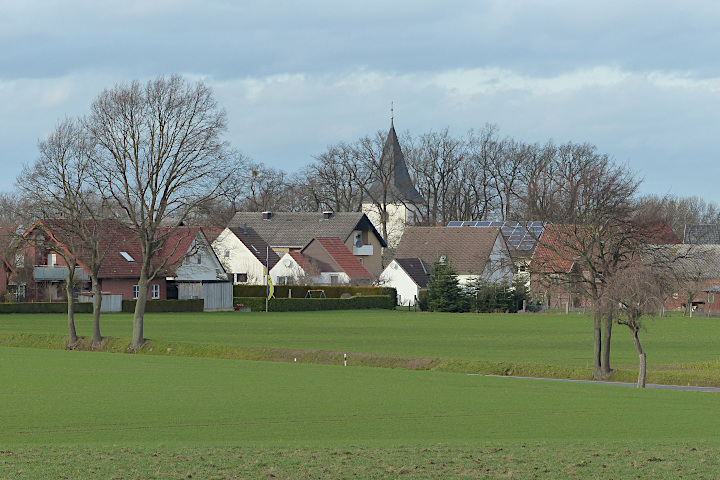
[344,353,347,367]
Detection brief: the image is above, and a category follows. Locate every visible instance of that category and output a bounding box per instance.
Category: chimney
[262,211,273,220]
[323,211,334,220]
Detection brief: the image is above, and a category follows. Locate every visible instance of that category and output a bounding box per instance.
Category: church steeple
[376,112,425,205]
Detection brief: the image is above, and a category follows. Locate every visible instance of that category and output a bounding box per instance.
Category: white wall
[212,228,266,284]
[379,260,420,305]
[176,234,226,282]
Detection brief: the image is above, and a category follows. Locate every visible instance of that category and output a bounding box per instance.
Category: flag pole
[265,246,269,313]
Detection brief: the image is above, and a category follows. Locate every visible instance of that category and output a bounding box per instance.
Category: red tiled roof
[529,224,579,274]
[306,237,372,280]
[27,220,208,279]
[288,251,319,275]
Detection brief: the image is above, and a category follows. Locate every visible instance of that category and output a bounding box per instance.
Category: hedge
[233,284,397,299]
[121,299,205,313]
[0,302,93,314]
[232,295,396,312]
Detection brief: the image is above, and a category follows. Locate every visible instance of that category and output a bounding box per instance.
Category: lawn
[2,309,720,367]
[3,310,720,478]
[3,345,720,478]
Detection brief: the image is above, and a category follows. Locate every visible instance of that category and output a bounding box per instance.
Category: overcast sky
[2,0,720,204]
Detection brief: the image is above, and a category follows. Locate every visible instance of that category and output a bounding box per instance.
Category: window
[330,275,339,286]
[120,251,134,262]
[235,273,248,283]
[224,250,231,258]
[14,254,24,268]
[151,284,160,299]
[197,254,202,265]
[133,285,139,299]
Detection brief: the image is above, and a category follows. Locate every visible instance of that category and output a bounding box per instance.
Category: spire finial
[390,101,394,128]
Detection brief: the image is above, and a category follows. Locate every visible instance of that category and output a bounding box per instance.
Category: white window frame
[133,285,139,299]
[151,284,160,299]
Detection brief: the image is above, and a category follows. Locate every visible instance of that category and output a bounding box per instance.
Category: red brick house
[22,220,231,309]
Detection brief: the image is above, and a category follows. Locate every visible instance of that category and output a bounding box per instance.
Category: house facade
[22,221,231,310]
[394,226,514,286]
[379,257,431,306]
[226,211,386,278]
[211,225,280,285]
[270,237,372,286]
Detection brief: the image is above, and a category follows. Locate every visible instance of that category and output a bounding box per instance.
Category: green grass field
[3,310,720,478]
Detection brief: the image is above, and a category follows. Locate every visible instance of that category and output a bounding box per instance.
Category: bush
[0,302,93,314]
[121,299,204,313]
[421,261,470,312]
[233,284,396,299]
[465,279,529,313]
[232,295,396,312]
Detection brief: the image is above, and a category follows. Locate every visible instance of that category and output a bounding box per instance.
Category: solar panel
[446,220,546,251]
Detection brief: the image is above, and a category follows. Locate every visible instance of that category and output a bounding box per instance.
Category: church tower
[362,111,425,249]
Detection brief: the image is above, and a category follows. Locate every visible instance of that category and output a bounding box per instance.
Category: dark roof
[228,211,387,249]
[395,257,431,289]
[684,225,720,244]
[302,237,372,280]
[395,226,504,274]
[447,221,545,251]
[228,225,280,270]
[365,121,425,205]
[645,244,720,279]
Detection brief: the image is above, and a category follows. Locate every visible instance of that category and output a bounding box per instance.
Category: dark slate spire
[366,116,426,205]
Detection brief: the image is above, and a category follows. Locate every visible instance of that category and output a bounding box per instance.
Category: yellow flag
[265,267,275,300]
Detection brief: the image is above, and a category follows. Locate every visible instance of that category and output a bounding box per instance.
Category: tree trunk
[631,327,646,388]
[65,273,78,346]
[600,312,613,379]
[131,273,150,350]
[592,310,602,380]
[91,275,102,349]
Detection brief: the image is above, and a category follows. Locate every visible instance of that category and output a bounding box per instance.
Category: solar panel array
[446,221,545,251]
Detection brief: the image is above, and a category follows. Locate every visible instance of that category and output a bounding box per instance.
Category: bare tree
[86,75,231,349]
[603,260,675,387]
[530,158,642,380]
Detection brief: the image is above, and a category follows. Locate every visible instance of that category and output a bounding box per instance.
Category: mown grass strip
[4,331,720,387]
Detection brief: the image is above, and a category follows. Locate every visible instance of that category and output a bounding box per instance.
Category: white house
[211,225,280,285]
[395,226,514,286]
[379,257,431,306]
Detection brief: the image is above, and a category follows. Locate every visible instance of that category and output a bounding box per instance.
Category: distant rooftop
[447,221,545,251]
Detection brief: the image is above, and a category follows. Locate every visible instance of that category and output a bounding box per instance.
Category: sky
[2,0,720,204]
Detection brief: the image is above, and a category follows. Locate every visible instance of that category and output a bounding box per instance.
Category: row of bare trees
[12,75,233,350]
[191,124,720,239]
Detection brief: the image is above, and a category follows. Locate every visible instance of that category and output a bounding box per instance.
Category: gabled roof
[684,224,720,244]
[447,221,545,252]
[365,120,425,205]
[531,221,682,276]
[395,226,505,274]
[287,251,319,275]
[302,237,372,280]
[529,224,578,274]
[26,219,213,279]
[394,257,431,289]
[227,224,280,270]
[228,211,387,249]
[645,244,720,279]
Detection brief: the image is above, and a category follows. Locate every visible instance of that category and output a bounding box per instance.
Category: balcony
[352,245,374,256]
[34,266,90,282]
